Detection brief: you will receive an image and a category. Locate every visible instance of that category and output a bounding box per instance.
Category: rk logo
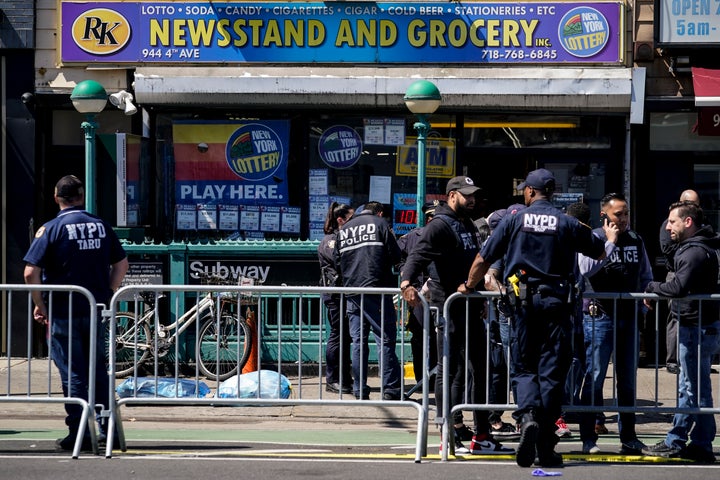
[71,8,131,55]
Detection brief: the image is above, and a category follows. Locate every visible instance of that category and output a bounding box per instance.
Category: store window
[694,164,720,232]
[307,114,456,238]
[154,112,459,241]
[463,115,611,149]
[461,114,619,225]
[650,112,720,151]
[151,112,620,242]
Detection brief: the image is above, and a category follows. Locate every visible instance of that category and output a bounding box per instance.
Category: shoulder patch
[34,226,46,239]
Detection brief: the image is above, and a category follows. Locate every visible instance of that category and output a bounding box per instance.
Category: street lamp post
[404,80,441,227]
[70,80,108,214]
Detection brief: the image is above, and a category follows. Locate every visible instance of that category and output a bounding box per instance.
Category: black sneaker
[642,440,682,458]
[620,438,647,454]
[516,415,540,468]
[681,444,716,463]
[454,424,475,441]
[536,450,563,467]
[382,392,401,401]
[55,434,93,452]
[326,382,353,394]
[491,422,521,440]
[353,386,371,400]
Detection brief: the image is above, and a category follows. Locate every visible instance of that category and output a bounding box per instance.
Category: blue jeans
[346,295,401,398]
[50,314,109,435]
[579,312,639,443]
[665,321,720,451]
[498,313,520,423]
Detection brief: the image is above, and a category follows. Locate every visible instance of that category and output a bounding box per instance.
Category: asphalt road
[1,447,720,480]
[2,424,720,480]
[2,358,720,479]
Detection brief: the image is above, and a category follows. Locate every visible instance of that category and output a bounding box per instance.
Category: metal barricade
[106,285,431,461]
[439,290,720,461]
[0,284,101,458]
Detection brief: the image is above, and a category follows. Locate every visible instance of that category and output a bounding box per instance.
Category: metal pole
[414,114,430,228]
[81,116,98,214]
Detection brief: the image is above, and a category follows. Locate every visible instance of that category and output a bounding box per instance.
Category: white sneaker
[583,440,601,454]
[469,435,515,455]
[439,437,470,455]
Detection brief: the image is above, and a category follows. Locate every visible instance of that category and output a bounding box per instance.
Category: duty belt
[526,281,571,299]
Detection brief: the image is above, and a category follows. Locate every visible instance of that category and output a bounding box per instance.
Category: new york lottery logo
[558,7,610,58]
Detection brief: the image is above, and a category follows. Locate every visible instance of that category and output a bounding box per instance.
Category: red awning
[692,67,720,107]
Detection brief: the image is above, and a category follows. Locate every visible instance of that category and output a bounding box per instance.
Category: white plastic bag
[216,370,292,399]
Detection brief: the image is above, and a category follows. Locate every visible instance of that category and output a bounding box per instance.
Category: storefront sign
[173,120,290,207]
[396,138,456,178]
[658,0,720,45]
[61,1,624,64]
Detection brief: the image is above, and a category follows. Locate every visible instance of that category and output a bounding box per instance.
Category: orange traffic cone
[242,308,259,374]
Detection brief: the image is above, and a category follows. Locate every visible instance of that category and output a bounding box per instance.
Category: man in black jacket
[334,202,402,401]
[397,201,442,393]
[400,176,514,456]
[659,190,701,374]
[643,201,720,463]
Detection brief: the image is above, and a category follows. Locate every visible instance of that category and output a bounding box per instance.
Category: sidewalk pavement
[0,357,716,442]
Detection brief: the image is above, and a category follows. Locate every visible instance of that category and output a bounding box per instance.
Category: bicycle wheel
[107,312,152,378]
[197,314,252,381]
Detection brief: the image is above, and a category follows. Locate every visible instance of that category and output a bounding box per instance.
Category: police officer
[401,177,514,456]
[397,200,442,391]
[333,201,402,400]
[23,175,129,451]
[317,201,354,394]
[461,168,606,467]
[577,192,652,455]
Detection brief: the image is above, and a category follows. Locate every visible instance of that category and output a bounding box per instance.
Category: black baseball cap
[446,176,481,195]
[517,168,555,191]
[55,175,84,199]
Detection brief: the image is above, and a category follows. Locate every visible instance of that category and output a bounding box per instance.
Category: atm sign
[395,138,456,178]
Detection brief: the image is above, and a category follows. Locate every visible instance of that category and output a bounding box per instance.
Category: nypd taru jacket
[333,210,401,288]
[401,203,481,306]
[645,225,720,326]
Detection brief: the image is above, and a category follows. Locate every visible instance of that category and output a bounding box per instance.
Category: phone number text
[481,49,558,60]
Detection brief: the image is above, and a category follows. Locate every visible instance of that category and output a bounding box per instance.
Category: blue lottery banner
[61,1,624,64]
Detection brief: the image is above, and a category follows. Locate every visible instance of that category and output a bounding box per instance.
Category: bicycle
[108,275,259,381]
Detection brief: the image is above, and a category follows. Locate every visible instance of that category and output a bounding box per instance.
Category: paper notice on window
[369,176,392,204]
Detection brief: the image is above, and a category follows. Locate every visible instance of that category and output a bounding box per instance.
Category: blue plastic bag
[216,370,292,399]
[116,377,211,398]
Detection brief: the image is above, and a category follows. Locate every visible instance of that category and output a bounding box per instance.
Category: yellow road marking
[112,450,690,463]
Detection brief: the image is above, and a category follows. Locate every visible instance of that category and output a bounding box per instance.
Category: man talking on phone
[576,192,653,455]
